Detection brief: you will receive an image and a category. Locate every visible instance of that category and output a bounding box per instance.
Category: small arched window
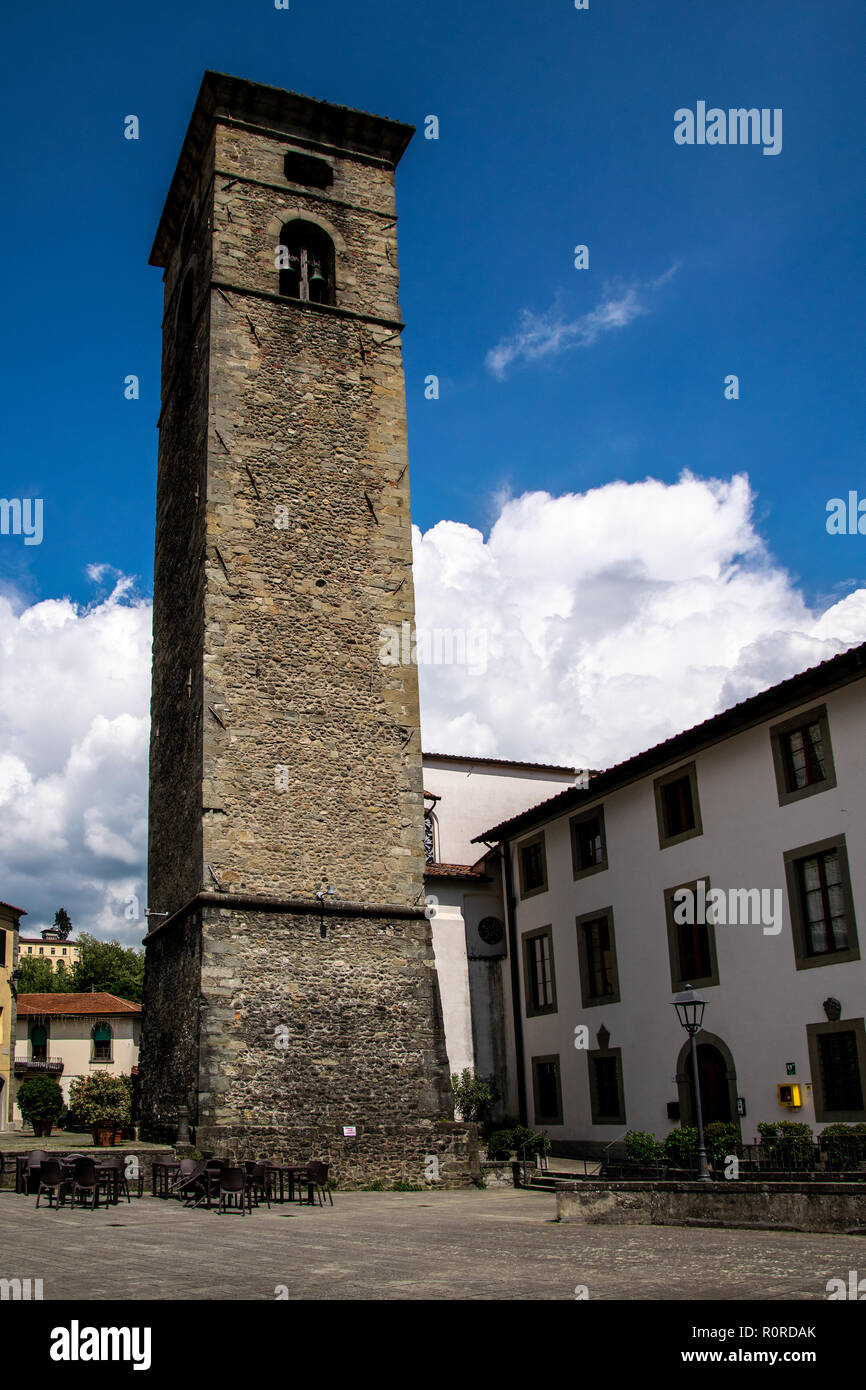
[92,1022,113,1062]
[278,220,336,305]
[30,1025,47,1062]
[177,270,195,349]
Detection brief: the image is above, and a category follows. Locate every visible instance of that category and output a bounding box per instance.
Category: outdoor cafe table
[266,1163,315,1205]
[20,1154,122,1206]
[152,1158,181,1197]
[15,1154,36,1194]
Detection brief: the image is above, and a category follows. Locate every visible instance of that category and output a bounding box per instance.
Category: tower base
[140,894,481,1187]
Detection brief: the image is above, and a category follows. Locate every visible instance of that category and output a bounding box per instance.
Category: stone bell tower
[140,72,476,1185]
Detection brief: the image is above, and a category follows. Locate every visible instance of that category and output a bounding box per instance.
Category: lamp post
[673,986,712,1182]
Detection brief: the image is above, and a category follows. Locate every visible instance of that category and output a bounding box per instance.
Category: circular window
[478,916,504,945]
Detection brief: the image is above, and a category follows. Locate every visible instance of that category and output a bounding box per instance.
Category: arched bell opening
[277,220,336,305]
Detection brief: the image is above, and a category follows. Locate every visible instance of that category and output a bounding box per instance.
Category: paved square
[0,1188,857,1300]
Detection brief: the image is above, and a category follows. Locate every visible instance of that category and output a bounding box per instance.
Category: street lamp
[673,985,712,1182]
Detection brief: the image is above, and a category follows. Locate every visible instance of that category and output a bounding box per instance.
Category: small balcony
[13,1055,64,1075]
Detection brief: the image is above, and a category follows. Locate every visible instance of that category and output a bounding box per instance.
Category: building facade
[0,901,24,1132]
[13,992,141,1118]
[476,643,866,1152]
[421,754,577,1120]
[18,929,79,974]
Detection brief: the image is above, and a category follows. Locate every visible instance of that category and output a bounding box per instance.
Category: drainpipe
[490,838,527,1125]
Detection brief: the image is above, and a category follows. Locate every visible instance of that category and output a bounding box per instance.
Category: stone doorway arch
[675,1030,738,1128]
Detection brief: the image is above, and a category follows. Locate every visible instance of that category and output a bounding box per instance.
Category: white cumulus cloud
[413,471,866,766]
[0,577,151,943]
[2,472,864,938]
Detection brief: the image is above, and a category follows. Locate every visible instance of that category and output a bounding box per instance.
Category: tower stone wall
[140,72,477,1184]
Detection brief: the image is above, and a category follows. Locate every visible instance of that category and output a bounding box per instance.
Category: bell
[308,261,327,295]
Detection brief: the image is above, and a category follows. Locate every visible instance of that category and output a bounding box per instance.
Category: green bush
[485,1129,515,1158]
[16,1075,64,1125]
[663,1127,699,1167]
[624,1131,663,1165]
[485,1126,549,1159]
[67,1073,131,1128]
[450,1069,498,1124]
[391,1181,423,1191]
[510,1125,550,1156]
[757,1120,815,1167]
[704,1121,742,1163]
[820,1124,866,1165]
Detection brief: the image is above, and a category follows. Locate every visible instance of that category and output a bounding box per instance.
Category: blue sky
[1,0,864,611]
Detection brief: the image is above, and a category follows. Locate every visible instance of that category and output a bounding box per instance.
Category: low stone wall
[556,1180,866,1234]
[481,1161,519,1189]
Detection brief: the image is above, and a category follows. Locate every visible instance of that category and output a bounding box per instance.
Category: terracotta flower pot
[32,1118,54,1138]
[92,1125,117,1147]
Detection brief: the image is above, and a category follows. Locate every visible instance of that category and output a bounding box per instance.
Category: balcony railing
[13,1055,64,1073]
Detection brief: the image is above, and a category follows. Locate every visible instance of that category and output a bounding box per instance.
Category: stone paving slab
[0,1188,859,1301]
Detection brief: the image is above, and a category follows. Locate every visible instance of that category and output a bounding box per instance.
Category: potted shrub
[68,1073,132,1147]
[16,1075,64,1137]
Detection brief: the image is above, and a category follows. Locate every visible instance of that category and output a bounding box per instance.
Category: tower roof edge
[149,70,416,268]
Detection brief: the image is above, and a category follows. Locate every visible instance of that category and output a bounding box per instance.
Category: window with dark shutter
[818,1031,864,1112]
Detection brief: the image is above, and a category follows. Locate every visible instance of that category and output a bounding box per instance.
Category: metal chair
[295,1160,333,1207]
[96,1156,131,1205]
[70,1158,100,1210]
[171,1159,208,1206]
[25,1150,50,1195]
[217,1167,249,1214]
[245,1161,272,1209]
[36,1159,70,1209]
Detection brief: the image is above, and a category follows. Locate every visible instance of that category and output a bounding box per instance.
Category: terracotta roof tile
[16,992,141,1016]
[424,862,490,880]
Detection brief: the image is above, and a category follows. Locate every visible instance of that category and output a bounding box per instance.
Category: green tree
[17,955,75,994]
[52,908,73,940]
[70,934,145,1003]
[450,1068,498,1126]
[17,956,60,994]
[52,959,75,991]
